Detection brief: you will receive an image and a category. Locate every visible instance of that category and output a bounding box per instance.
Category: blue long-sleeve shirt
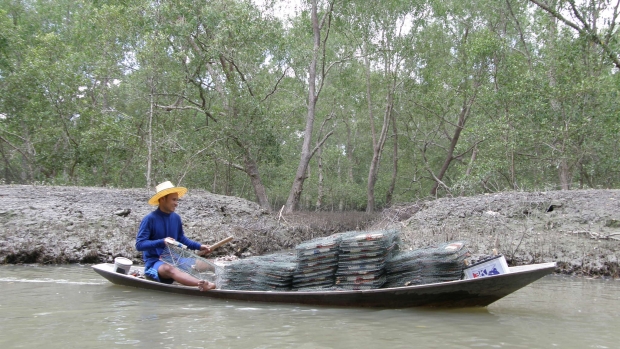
[135,208,201,270]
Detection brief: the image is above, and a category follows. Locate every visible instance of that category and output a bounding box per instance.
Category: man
[135,181,216,291]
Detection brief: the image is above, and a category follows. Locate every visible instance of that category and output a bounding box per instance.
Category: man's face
[159,193,179,213]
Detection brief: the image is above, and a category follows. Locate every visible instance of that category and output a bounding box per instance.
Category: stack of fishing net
[334,230,400,290]
[384,241,469,288]
[292,234,343,290]
[216,252,297,291]
[251,252,297,290]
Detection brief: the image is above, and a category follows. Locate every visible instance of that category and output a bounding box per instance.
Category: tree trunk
[559,158,571,190]
[545,10,571,191]
[284,0,322,213]
[242,149,271,210]
[366,90,393,213]
[429,95,474,196]
[385,109,398,207]
[315,145,324,210]
[146,80,154,190]
[364,41,377,213]
[364,34,394,213]
[344,119,355,182]
[203,53,272,211]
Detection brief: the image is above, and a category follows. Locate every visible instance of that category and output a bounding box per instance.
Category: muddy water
[1,265,619,349]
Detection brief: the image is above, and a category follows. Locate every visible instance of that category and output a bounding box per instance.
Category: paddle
[209,236,234,251]
[196,236,234,256]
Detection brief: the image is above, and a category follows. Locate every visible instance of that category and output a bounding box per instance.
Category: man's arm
[135,218,164,251]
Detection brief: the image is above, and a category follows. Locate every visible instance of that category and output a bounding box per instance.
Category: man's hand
[199,244,212,255]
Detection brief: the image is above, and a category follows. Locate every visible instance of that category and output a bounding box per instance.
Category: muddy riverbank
[1,185,619,277]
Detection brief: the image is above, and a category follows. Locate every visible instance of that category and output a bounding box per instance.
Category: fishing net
[383,241,469,288]
[292,234,344,290]
[160,242,222,285]
[217,252,297,291]
[158,231,472,292]
[334,230,400,290]
[251,252,297,290]
[215,258,257,290]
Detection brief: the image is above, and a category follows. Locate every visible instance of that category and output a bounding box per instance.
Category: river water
[1,265,619,349]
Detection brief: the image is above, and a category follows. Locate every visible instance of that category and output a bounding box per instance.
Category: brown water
[1,265,619,348]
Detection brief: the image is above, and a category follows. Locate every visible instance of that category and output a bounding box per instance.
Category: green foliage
[0,0,619,209]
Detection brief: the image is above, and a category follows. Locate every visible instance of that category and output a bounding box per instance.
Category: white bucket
[114,257,133,275]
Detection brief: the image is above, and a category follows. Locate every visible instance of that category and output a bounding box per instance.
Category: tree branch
[453,139,484,161]
[154,93,217,123]
[529,0,620,69]
[310,130,334,158]
[262,67,289,102]
[0,134,31,160]
[604,0,620,45]
[222,55,254,97]
[506,0,533,68]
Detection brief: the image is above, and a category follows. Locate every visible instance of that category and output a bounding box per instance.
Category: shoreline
[1,185,619,278]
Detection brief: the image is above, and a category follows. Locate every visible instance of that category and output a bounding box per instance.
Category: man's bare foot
[197,280,216,291]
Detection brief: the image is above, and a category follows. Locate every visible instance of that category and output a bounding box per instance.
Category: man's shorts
[145,260,174,284]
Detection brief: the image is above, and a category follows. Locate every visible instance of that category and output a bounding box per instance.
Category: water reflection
[0,265,619,349]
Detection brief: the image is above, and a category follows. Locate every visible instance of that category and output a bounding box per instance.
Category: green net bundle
[216,252,297,291]
[250,252,297,291]
[292,234,343,290]
[334,230,399,290]
[215,258,257,290]
[383,241,469,288]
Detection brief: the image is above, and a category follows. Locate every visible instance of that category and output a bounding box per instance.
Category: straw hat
[148,181,188,205]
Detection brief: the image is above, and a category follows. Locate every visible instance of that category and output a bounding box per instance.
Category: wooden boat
[92,261,556,308]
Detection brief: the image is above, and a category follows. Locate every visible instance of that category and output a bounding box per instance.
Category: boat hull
[92,262,555,308]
